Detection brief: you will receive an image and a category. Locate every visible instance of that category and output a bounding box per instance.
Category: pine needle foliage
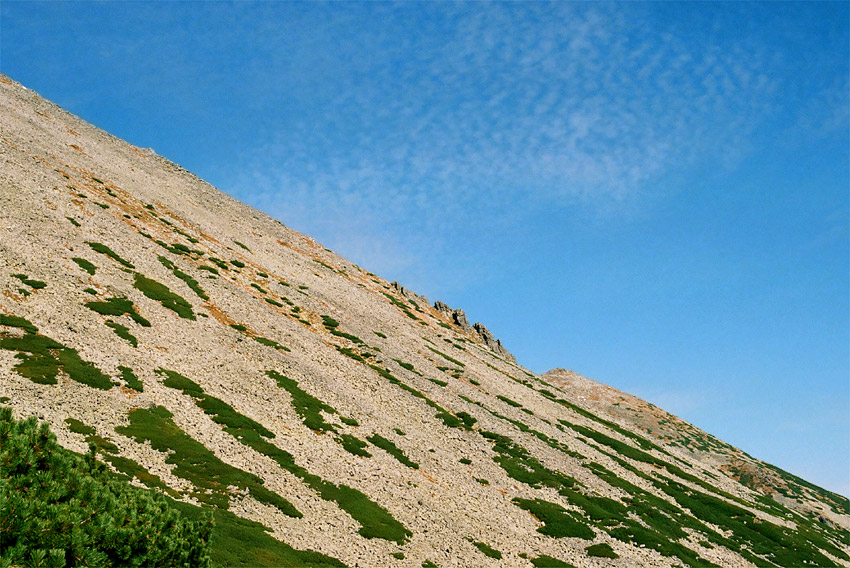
[0,407,212,566]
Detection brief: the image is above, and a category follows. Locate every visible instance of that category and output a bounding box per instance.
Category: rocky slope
[1,74,847,567]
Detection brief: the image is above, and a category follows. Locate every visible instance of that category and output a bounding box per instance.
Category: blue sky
[2,1,847,496]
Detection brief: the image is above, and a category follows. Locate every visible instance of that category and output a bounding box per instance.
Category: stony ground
[1,74,848,567]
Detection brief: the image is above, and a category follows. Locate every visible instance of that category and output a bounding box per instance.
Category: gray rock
[473,322,516,363]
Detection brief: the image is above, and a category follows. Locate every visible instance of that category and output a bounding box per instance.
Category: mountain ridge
[1,74,848,567]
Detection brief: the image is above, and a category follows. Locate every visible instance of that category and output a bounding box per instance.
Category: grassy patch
[71,257,97,275]
[426,345,464,367]
[0,317,114,390]
[233,241,251,251]
[497,395,522,408]
[250,283,267,294]
[0,314,38,334]
[367,434,418,469]
[11,274,47,290]
[116,405,298,517]
[158,256,208,300]
[373,331,386,338]
[85,296,150,326]
[530,556,576,568]
[66,216,81,227]
[264,298,283,307]
[480,431,578,491]
[86,241,134,268]
[230,259,245,268]
[118,365,143,391]
[513,498,595,539]
[471,541,501,560]
[133,273,195,320]
[267,370,339,433]
[586,543,618,558]
[105,320,138,347]
[158,369,274,438]
[64,417,96,436]
[195,507,346,568]
[199,264,219,275]
[338,434,371,457]
[253,336,289,351]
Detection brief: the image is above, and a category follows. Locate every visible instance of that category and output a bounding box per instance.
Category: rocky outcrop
[390,281,428,308]
[433,300,515,362]
[472,322,516,363]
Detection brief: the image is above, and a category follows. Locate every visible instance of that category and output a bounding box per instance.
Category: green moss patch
[11,274,47,290]
[71,257,97,275]
[338,434,372,457]
[105,320,138,347]
[158,369,274,438]
[426,345,464,367]
[0,316,114,390]
[367,434,418,469]
[133,273,195,320]
[586,543,618,558]
[513,498,595,540]
[86,241,134,268]
[116,405,299,517]
[470,541,501,559]
[85,296,151,326]
[530,555,576,567]
[158,256,208,300]
[118,365,143,391]
[267,370,339,433]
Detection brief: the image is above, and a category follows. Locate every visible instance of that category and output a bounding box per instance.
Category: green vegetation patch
[158,256,208,300]
[85,296,151,326]
[530,555,576,568]
[222,415,411,543]
[158,369,274,438]
[209,257,230,271]
[230,259,246,268]
[105,320,138,347]
[267,370,339,433]
[0,315,114,390]
[11,274,47,290]
[192,507,346,568]
[0,314,38,334]
[71,257,97,275]
[381,292,418,320]
[86,241,134,268]
[480,431,578,491]
[0,408,212,566]
[338,434,371,457]
[367,434,418,469]
[253,336,289,351]
[586,543,618,558]
[497,395,522,408]
[471,541,502,560]
[513,498,595,539]
[64,417,96,437]
[133,273,195,320]
[199,264,219,275]
[116,405,298,517]
[233,241,251,252]
[368,364,467,429]
[426,345,464,367]
[66,216,81,227]
[250,283,267,294]
[118,365,143,391]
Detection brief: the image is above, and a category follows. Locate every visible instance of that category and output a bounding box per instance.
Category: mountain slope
[1,74,847,567]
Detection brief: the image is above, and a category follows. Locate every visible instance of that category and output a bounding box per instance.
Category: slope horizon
[1,73,849,567]
[0,2,847,499]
